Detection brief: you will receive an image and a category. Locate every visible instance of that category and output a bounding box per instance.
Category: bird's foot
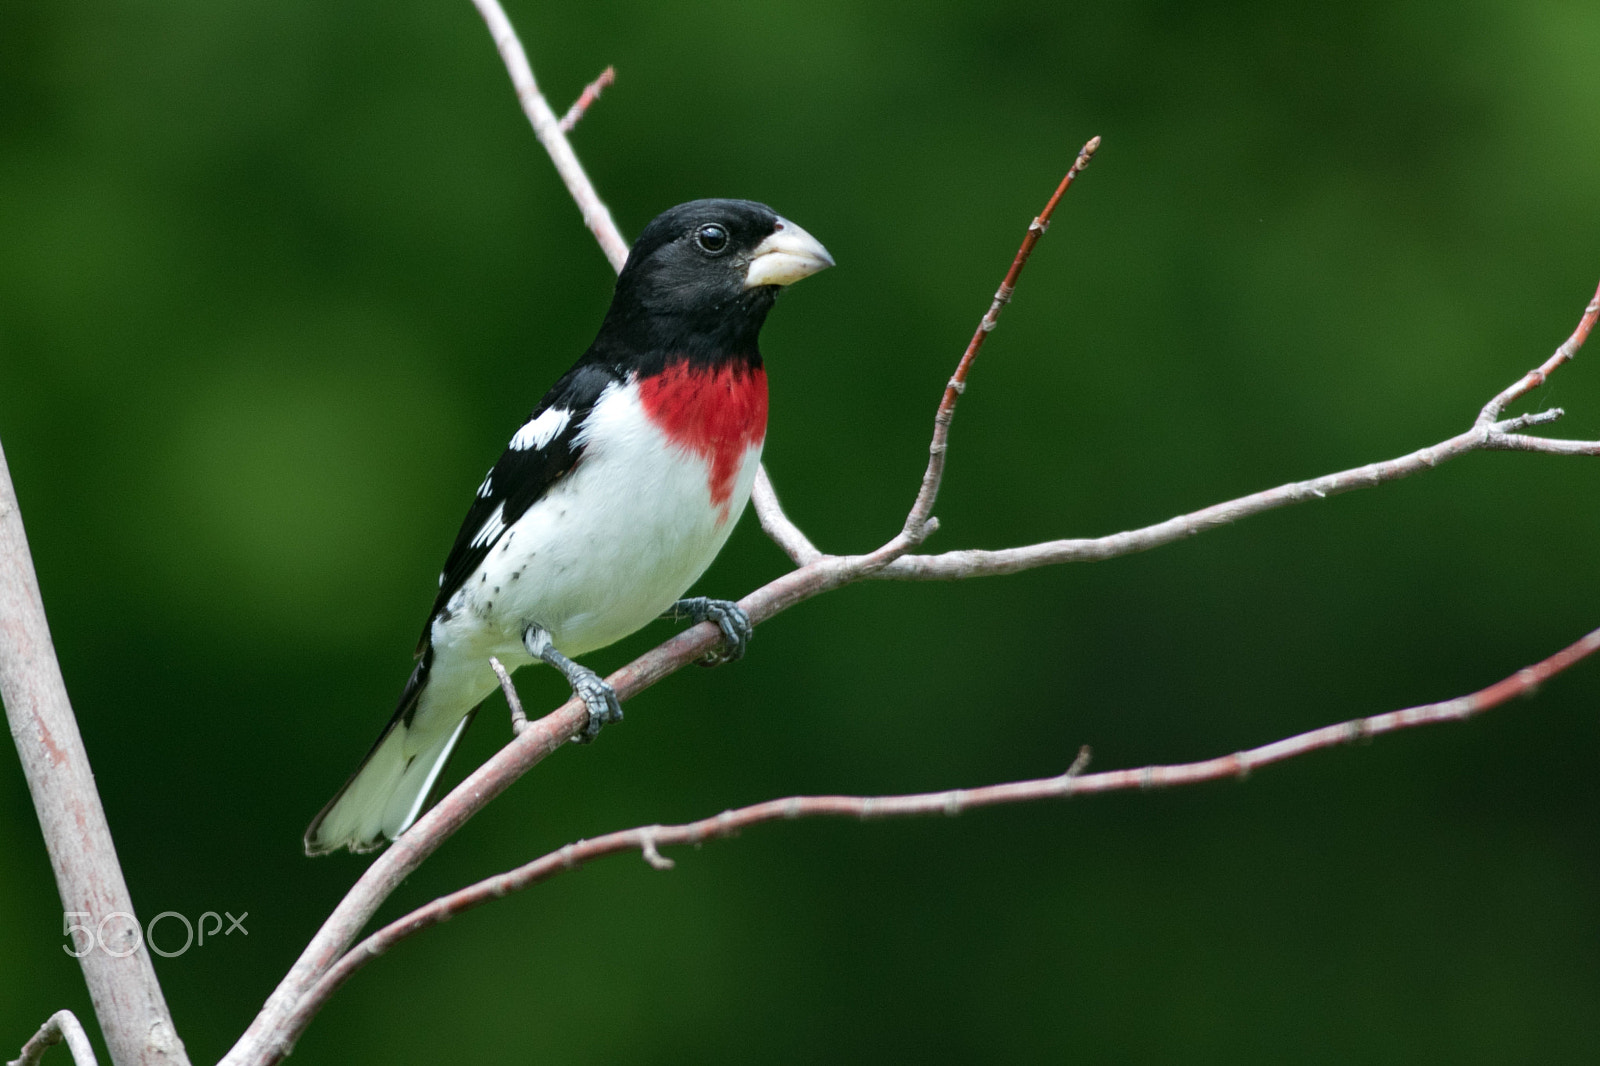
[665,597,752,666]
[566,670,622,743]
[524,626,623,743]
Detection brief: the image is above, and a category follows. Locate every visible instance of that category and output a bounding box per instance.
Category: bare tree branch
[8,1011,99,1066]
[557,65,615,133]
[470,0,822,573]
[225,135,1600,1061]
[1481,431,1600,456]
[2,446,190,1066]
[469,0,629,270]
[1476,286,1600,425]
[750,467,822,567]
[283,621,1600,1024]
[218,6,1600,1063]
[489,655,528,733]
[218,8,631,1063]
[901,138,1100,543]
[868,279,1600,581]
[220,131,1103,1066]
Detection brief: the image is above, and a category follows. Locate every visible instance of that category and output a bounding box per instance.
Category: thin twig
[468,0,815,584]
[557,66,615,133]
[871,282,1600,581]
[1480,433,1600,456]
[638,829,674,871]
[488,656,527,733]
[751,466,822,566]
[219,7,1600,1062]
[235,274,1600,1066]
[229,449,1028,1063]
[469,0,629,270]
[281,622,1600,1019]
[1493,408,1564,433]
[221,10,634,1058]
[1476,283,1600,426]
[9,1011,99,1066]
[1065,745,1093,777]
[902,138,1100,543]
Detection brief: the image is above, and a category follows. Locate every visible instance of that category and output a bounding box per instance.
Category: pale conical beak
[742,217,835,289]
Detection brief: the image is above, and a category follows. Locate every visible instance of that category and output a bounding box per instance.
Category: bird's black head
[591,199,833,368]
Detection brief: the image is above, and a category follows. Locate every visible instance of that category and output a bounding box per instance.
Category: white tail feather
[305,714,470,854]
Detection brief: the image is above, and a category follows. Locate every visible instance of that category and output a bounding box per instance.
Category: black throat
[584,285,776,376]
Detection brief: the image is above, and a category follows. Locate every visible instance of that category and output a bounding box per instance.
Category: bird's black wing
[417,362,620,654]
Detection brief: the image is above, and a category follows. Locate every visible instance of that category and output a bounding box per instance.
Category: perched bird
[305,199,833,855]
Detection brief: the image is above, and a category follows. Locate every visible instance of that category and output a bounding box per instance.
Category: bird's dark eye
[695,224,729,254]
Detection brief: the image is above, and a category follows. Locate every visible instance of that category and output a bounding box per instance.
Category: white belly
[418,380,763,727]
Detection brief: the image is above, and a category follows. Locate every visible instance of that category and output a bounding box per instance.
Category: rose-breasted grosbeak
[304,200,833,855]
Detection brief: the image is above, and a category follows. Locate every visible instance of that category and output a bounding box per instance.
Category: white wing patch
[469,502,507,549]
[440,379,765,659]
[509,408,571,452]
[476,471,494,498]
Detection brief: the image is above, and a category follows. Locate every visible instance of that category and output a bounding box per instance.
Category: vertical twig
[489,656,528,733]
[0,443,189,1066]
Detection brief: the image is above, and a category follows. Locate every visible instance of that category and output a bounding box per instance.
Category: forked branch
[468,0,628,270]
[217,3,1600,1063]
[285,619,1600,1019]
[220,120,1106,1066]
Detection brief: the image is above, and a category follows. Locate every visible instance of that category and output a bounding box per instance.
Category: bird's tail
[304,653,473,855]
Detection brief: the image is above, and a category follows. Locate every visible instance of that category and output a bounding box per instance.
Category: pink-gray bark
[1,444,189,1066]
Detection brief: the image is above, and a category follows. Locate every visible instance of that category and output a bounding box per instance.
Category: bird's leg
[523,626,622,743]
[663,597,753,667]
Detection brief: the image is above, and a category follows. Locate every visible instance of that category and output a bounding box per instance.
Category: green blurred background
[4,0,1599,1061]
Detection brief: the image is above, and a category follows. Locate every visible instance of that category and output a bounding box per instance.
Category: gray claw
[572,672,622,743]
[667,597,753,666]
[525,624,624,744]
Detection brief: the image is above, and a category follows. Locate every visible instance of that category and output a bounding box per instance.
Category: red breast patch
[638,361,768,521]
